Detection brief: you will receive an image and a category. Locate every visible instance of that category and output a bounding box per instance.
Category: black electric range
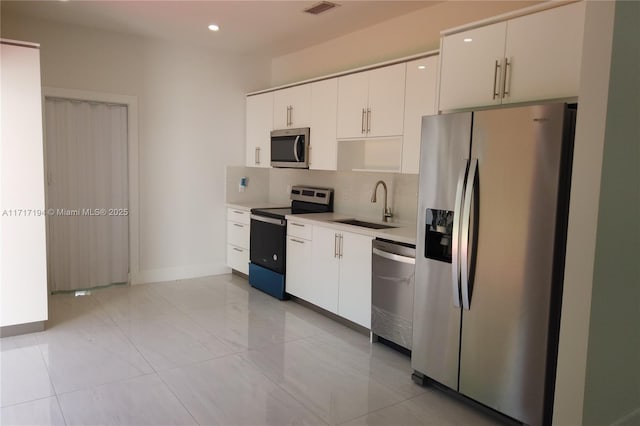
[249,186,334,299]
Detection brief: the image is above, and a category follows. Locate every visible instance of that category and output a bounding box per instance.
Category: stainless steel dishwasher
[371,238,416,351]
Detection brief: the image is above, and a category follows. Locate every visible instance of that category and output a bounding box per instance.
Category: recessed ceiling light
[208,24,220,32]
[463,38,473,42]
[418,65,426,70]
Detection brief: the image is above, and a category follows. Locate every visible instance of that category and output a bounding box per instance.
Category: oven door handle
[250,214,285,226]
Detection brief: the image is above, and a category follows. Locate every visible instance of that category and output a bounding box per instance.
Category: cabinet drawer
[287,220,312,240]
[227,208,250,225]
[227,244,249,275]
[286,236,312,299]
[227,220,250,248]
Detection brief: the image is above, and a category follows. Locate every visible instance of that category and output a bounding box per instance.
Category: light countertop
[285,212,417,246]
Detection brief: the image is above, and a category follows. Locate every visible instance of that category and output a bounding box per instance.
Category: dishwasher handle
[372,247,415,265]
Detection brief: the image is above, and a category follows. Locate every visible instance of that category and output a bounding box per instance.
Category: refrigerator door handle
[451,160,468,308]
[461,158,478,310]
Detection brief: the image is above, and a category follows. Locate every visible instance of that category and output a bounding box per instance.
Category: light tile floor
[0,274,503,426]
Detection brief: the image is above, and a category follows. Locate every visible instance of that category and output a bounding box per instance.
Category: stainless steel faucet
[371,180,393,222]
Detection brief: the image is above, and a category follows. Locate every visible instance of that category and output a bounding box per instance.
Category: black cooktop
[251,185,334,220]
[250,207,292,220]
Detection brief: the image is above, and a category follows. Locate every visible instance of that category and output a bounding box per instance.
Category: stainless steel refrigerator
[412,103,576,426]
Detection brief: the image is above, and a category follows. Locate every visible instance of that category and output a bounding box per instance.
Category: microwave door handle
[293,135,300,162]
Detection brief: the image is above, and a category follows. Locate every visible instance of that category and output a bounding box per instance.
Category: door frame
[41,87,140,288]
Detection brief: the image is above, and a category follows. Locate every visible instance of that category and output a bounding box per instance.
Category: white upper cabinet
[402,56,438,174]
[309,78,338,171]
[503,2,585,104]
[337,71,369,139]
[367,63,407,137]
[245,92,273,168]
[439,2,586,111]
[273,84,312,129]
[439,22,507,111]
[337,63,406,139]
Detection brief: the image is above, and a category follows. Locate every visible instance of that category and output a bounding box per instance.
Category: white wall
[551,2,615,423]
[581,1,640,424]
[0,13,271,284]
[271,1,539,86]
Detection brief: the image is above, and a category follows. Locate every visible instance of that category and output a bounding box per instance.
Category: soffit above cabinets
[1,1,440,56]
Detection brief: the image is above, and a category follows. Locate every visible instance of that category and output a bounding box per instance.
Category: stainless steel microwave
[270,127,310,169]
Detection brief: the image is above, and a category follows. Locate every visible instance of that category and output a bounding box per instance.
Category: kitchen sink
[332,219,397,230]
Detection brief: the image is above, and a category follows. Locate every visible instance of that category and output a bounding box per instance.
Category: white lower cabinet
[287,224,373,328]
[226,207,250,275]
[308,226,341,313]
[286,235,314,302]
[227,245,249,275]
[337,231,374,328]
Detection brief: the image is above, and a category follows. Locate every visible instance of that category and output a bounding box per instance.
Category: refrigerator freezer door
[412,112,471,390]
[458,104,567,425]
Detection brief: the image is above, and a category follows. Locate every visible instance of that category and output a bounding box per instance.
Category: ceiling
[1,1,440,56]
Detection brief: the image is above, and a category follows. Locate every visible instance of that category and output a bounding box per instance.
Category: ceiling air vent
[304,1,338,15]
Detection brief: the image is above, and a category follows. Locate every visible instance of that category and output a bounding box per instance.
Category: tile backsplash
[225,166,270,204]
[227,166,418,225]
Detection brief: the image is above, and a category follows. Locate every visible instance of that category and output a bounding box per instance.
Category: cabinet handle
[339,234,344,258]
[232,210,245,215]
[334,233,339,258]
[361,108,366,134]
[289,105,294,126]
[502,58,511,98]
[255,147,260,165]
[366,108,371,133]
[290,222,305,227]
[290,238,305,244]
[233,247,243,252]
[233,223,244,228]
[492,59,501,100]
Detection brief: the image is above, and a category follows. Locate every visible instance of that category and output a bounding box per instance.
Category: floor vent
[304,1,338,15]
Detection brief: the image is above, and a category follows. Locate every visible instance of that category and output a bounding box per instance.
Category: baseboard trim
[131,263,230,285]
[288,295,370,336]
[0,321,45,337]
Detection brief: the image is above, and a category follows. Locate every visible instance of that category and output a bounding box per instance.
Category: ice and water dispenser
[424,209,454,263]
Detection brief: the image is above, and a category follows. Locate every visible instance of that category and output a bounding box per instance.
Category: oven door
[250,214,286,274]
[271,128,309,168]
